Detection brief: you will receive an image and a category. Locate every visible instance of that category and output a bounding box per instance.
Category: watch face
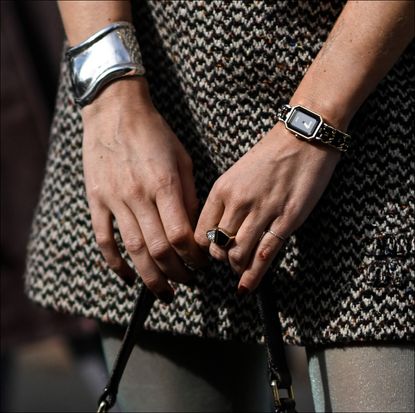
[287,107,321,138]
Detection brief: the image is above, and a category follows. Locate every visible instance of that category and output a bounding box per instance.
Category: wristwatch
[277,104,351,152]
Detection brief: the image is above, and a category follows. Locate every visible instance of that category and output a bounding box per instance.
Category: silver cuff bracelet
[66,21,146,107]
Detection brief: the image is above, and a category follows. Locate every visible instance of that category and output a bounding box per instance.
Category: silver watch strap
[66,22,146,107]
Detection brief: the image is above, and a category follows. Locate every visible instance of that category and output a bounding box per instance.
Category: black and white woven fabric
[24,0,414,345]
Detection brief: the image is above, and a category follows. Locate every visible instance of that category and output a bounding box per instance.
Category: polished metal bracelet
[66,22,146,107]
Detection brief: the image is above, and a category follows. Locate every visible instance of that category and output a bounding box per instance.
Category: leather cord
[257,272,296,413]
[97,285,155,412]
[97,275,296,413]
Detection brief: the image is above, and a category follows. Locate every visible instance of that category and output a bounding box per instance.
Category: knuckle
[155,174,178,193]
[194,231,208,247]
[88,184,103,199]
[212,178,228,196]
[124,184,144,200]
[148,240,171,261]
[228,247,245,267]
[209,244,227,262]
[124,236,145,255]
[167,226,191,249]
[229,195,249,212]
[257,243,274,261]
[281,203,301,222]
[95,233,113,250]
[278,214,297,233]
[107,256,124,273]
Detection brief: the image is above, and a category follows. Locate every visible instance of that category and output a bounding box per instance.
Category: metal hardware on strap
[97,274,296,412]
[97,400,108,413]
[271,380,296,413]
[257,272,297,413]
[96,285,155,412]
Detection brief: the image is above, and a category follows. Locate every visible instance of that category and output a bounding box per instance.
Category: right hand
[81,77,205,303]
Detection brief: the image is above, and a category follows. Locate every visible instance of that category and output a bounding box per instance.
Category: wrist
[275,101,351,153]
[81,77,156,119]
[67,21,145,107]
[288,93,352,132]
[271,121,342,159]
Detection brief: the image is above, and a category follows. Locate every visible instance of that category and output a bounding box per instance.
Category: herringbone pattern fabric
[25,1,414,345]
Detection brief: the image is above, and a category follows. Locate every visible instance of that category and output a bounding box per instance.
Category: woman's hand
[82,78,205,302]
[194,122,341,294]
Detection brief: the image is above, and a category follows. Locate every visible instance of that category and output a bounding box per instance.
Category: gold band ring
[263,230,286,242]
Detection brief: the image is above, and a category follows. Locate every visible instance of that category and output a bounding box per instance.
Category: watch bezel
[284,105,323,140]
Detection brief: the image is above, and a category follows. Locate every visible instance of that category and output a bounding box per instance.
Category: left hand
[194,122,341,294]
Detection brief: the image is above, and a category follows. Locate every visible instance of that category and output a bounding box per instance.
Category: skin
[81,81,206,301]
[58,1,414,300]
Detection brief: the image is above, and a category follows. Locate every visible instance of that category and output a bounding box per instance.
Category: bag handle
[257,272,296,413]
[97,275,296,413]
[97,286,155,413]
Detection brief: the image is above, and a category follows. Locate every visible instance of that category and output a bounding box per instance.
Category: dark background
[1,1,110,411]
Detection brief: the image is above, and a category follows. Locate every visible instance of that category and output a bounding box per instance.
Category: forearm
[58,0,132,45]
[291,0,414,130]
[57,0,153,114]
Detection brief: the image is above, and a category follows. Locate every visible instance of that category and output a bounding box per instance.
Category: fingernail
[236,285,250,298]
[158,290,175,304]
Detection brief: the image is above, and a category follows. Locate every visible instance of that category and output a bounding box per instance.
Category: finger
[194,192,224,250]
[113,204,175,302]
[177,156,199,229]
[227,210,271,275]
[155,179,207,268]
[128,200,193,284]
[208,205,247,262]
[238,218,289,293]
[90,204,137,286]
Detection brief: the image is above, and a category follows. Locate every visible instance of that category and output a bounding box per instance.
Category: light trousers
[101,325,414,412]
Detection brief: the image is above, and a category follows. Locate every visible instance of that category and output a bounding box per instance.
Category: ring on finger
[261,229,287,242]
[206,227,236,248]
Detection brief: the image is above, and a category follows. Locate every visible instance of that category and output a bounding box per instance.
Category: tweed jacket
[25,0,414,345]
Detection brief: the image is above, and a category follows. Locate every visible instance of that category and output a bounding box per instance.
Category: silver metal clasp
[97,400,108,413]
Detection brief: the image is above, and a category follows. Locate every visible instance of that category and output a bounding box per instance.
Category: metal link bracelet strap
[96,275,296,413]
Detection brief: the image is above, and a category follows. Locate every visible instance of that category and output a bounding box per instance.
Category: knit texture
[25,0,414,345]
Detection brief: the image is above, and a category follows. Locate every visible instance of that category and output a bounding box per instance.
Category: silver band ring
[263,230,286,242]
[206,227,236,248]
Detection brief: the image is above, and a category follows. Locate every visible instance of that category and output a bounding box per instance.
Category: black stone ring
[206,227,236,248]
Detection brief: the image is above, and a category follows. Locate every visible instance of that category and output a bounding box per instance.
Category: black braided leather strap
[277,104,291,121]
[319,123,350,152]
[97,286,155,412]
[97,276,296,412]
[257,272,297,413]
